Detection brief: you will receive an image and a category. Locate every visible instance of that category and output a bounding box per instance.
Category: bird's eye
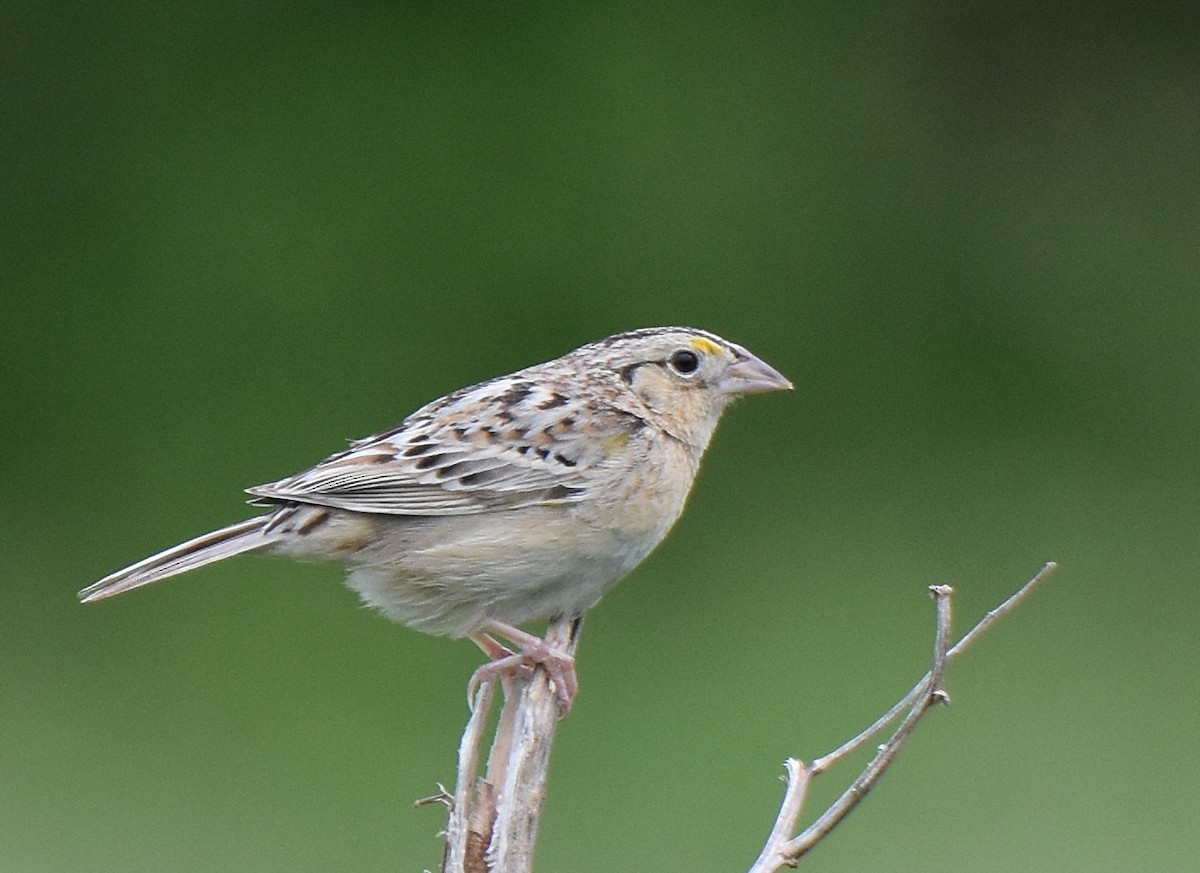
[668,349,700,375]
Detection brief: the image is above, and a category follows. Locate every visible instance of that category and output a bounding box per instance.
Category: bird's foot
[468,622,578,716]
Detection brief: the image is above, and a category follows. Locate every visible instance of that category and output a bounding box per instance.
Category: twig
[441,680,497,873]
[812,561,1056,774]
[762,586,954,868]
[439,617,583,873]
[749,759,810,873]
[749,562,1056,873]
[947,561,1056,660]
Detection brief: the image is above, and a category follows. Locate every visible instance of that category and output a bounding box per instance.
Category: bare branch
[439,617,583,873]
[487,619,579,870]
[442,680,498,873]
[749,758,810,872]
[946,561,1057,660]
[749,563,1056,872]
[772,586,954,867]
[812,561,1057,774]
[927,583,954,702]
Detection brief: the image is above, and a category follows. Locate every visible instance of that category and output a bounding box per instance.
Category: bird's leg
[466,633,527,710]
[467,620,579,716]
[470,632,516,662]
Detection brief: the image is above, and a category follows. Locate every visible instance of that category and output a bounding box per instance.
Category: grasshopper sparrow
[80,327,791,711]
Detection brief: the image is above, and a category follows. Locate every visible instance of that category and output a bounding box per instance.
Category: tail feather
[79,516,278,603]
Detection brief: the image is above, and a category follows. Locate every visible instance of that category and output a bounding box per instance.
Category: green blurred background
[4,3,1197,871]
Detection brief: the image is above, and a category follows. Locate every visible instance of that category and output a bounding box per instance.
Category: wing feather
[247,374,644,517]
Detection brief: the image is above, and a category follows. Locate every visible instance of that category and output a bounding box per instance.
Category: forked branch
[749,562,1057,872]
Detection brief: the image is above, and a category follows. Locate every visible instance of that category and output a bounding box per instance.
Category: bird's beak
[719,353,793,396]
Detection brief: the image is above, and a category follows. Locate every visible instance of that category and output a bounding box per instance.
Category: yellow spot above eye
[689,336,722,356]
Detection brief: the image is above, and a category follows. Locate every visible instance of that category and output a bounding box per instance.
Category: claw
[467,623,579,716]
